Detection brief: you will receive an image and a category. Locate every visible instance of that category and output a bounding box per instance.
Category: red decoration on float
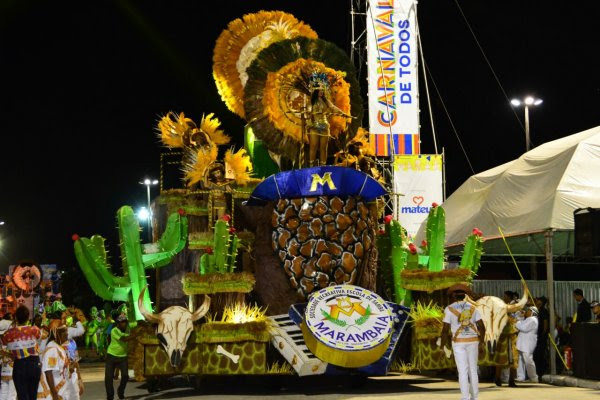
[408,243,417,254]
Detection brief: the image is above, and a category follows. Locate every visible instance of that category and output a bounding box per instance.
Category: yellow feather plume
[199,113,230,146]
[224,148,253,186]
[262,59,351,143]
[213,11,318,118]
[157,111,196,148]
[183,145,218,187]
[349,127,375,157]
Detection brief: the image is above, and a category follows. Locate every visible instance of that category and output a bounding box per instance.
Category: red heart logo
[412,196,424,206]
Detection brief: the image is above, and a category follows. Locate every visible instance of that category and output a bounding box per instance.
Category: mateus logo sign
[401,196,431,214]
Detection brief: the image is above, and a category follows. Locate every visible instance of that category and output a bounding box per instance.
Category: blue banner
[246,166,387,206]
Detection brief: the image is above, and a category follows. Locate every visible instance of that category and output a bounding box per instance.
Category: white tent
[424,125,600,375]
[436,125,600,246]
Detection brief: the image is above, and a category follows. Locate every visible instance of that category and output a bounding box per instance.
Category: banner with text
[367,0,419,156]
[393,155,443,237]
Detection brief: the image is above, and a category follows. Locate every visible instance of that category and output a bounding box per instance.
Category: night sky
[1,1,599,271]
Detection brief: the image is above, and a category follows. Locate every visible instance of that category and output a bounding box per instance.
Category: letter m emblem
[309,172,337,192]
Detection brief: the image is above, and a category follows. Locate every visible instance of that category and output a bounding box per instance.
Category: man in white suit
[516,306,539,383]
[440,284,486,400]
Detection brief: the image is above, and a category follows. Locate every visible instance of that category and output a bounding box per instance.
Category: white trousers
[0,380,16,400]
[517,353,526,380]
[452,342,479,400]
[519,351,538,382]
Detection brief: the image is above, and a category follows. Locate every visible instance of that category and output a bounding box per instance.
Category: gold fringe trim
[182,272,256,295]
[401,268,472,293]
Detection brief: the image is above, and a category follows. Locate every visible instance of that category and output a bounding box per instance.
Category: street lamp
[137,207,150,221]
[139,178,159,241]
[511,96,543,151]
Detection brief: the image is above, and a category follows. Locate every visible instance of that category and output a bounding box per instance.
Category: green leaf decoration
[321,309,347,327]
[355,305,372,326]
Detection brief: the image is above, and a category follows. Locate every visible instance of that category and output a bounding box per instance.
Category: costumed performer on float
[306,73,353,166]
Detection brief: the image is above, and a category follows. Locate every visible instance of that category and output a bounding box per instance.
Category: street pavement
[81,363,599,400]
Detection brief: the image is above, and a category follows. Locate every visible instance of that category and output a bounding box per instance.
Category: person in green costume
[96,310,112,357]
[84,306,100,350]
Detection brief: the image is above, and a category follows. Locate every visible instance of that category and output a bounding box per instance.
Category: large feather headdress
[213,11,318,119]
[244,37,363,163]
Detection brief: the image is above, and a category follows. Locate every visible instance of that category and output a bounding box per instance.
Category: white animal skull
[138,287,210,367]
[465,291,527,354]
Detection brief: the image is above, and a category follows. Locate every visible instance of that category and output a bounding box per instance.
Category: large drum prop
[301,285,393,368]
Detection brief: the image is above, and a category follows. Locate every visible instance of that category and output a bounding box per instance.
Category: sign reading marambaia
[302,285,394,368]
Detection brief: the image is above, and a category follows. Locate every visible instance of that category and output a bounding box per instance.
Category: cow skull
[465,291,527,354]
[138,287,210,367]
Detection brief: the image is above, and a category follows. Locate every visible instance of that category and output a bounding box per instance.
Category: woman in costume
[37,320,75,400]
[307,82,352,166]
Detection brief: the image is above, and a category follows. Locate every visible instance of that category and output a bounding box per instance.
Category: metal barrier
[473,280,600,324]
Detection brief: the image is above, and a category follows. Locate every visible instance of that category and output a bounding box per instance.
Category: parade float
[71,7,527,389]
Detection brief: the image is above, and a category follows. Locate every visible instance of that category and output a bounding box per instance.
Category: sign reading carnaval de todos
[367,0,419,156]
[301,285,394,368]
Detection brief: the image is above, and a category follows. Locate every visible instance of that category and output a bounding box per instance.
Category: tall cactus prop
[74,206,188,321]
[460,229,484,274]
[379,206,484,295]
[199,218,240,274]
[425,204,445,272]
[378,218,412,306]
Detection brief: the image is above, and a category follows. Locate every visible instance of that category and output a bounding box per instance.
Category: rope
[423,62,475,174]
[416,20,438,155]
[496,224,569,371]
[452,0,525,134]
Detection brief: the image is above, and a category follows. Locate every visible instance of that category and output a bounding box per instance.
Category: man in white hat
[440,284,486,400]
[516,306,539,383]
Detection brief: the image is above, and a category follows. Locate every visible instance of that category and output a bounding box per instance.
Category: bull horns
[137,286,210,323]
[138,286,161,323]
[464,294,478,307]
[507,290,528,313]
[192,295,211,322]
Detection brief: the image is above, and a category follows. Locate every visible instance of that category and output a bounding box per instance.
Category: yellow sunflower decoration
[213,11,318,119]
[262,58,351,144]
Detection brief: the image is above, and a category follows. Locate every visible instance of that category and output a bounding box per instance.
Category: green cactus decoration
[425,205,445,272]
[378,219,412,306]
[74,206,188,321]
[377,209,484,296]
[199,219,240,274]
[460,230,484,273]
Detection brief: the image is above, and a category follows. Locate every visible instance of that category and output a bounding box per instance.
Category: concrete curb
[542,374,600,390]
